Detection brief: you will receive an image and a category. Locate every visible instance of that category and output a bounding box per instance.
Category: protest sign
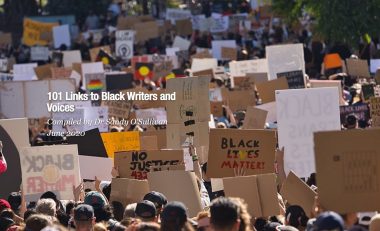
[135,107,167,122]
[210,101,224,117]
[191,14,206,30]
[324,53,342,70]
[173,36,191,51]
[0,119,29,198]
[362,84,375,102]
[62,50,82,68]
[166,8,192,24]
[78,155,112,181]
[266,44,305,80]
[0,73,13,82]
[53,24,71,48]
[0,33,12,45]
[211,40,237,60]
[133,21,159,43]
[277,70,305,89]
[101,131,140,158]
[191,58,218,73]
[370,97,380,127]
[207,129,276,178]
[221,47,237,61]
[209,88,223,102]
[231,76,256,90]
[66,128,108,158]
[210,14,229,33]
[243,107,268,129]
[148,171,202,217]
[280,171,317,216]
[370,59,380,74]
[166,122,209,150]
[110,178,149,207]
[20,145,81,201]
[23,18,57,46]
[81,106,108,132]
[101,99,132,119]
[141,130,167,150]
[246,72,268,84]
[276,88,341,178]
[34,63,55,80]
[114,150,183,179]
[256,102,276,124]
[139,135,158,150]
[13,63,38,81]
[223,174,280,217]
[115,30,134,59]
[0,58,8,72]
[229,59,268,77]
[175,19,193,36]
[346,58,370,78]
[314,129,380,213]
[106,73,133,91]
[52,108,84,133]
[256,77,289,103]
[166,47,180,56]
[90,46,112,62]
[81,62,104,89]
[51,67,72,79]
[309,80,344,105]
[222,89,256,112]
[85,72,106,93]
[30,46,50,61]
[340,103,370,124]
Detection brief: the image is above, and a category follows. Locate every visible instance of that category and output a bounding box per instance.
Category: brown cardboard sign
[109,178,149,207]
[346,58,370,78]
[280,171,317,216]
[210,101,224,117]
[139,135,158,150]
[207,129,277,178]
[370,97,380,127]
[246,72,268,84]
[222,89,256,112]
[233,76,256,91]
[101,99,133,119]
[221,47,237,61]
[147,170,203,217]
[51,67,72,79]
[314,129,380,213]
[192,69,214,77]
[175,19,193,36]
[242,106,268,129]
[34,64,56,79]
[166,122,209,149]
[191,50,213,62]
[134,21,159,43]
[140,130,167,150]
[114,150,184,180]
[223,174,280,217]
[0,33,12,45]
[256,78,289,103]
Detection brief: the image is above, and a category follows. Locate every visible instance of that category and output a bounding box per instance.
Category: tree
[272,0,380,47]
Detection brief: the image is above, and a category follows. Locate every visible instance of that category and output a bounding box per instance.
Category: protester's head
[197,211,211,231]
[40,191,61,211]
[134,222,161,231]
[7,192,21,213]
[0,199,10,212]
[111,201,124,221]
[74,204,96,230]
[313,211,344,231]
[210,197,240,231]
[124,203,137,219]
[230,197,252,231]
[25,214,53,231]
[84,191,107,210]
[36,198,57,217]
[0,216,14,231]
[143,191,167,212]
[161,201,192,231]
[135,200,157,222]
[285,205,308,229]
[345,114,358,129]
[369,214,380,231]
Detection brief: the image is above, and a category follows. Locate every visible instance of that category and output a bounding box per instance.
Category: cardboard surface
[280,171,317,216]
[34,64,55,79]
[222,89,256,112]
[148,170,202,217]
[243,106,268,129]
[140,130,167,150]
[114,150,183,179]
[370,97,380,127]
[346,59,370,78]
[221,47,237,61]
[166,122,209,150]
[309,80,344,105]
[223,174,280,217]
[110,178,149,207]
[314,129,380,213]
[256,77,289,103]
[276,88,341,178]
[175,19,193,36]
[207,129,276,178]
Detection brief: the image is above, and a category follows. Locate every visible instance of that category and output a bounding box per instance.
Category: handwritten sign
[229,59,268,77]
[114,150,183,179]
[115,30,134,59]
[340,103,370,124]
[207,129,277,178]
[23,18,57,46]
[370,97,380,127]
[101,131,140,158]
[277,70,305,89]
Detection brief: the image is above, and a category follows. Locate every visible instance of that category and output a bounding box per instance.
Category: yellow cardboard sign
[101,131,140,158]
[23,18,58,46]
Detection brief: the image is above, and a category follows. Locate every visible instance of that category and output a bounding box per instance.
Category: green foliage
[272,0,380,47]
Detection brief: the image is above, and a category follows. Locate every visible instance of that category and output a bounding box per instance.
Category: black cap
[143,191,167,209]
[161,201,187,225]
[135,200,156,219]
[74,204,94,221]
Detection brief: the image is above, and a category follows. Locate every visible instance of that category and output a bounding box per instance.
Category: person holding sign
[0,141,7,174]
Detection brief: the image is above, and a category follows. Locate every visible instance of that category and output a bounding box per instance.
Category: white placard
[191,58,218,73]
[83,106,109,132]
[370,59,380,73]
[115,30,135,59]
[81,62,104,90]
[0,58,8,72]
[229,59,268,76]
[30,46,50,61]
[79,155,112,181]
[52,108,85,133]
[191,14,206,30]
[166,47,180,56]
[209,88,223,102]
[62,50,82,67]
[210,13,229,33]
[53,24,71,49]
[135,107,167,122]
[166,8,192,24]
[173,36,191,51]
[211,40,237,60]
[266,44,305,80]
[13,63,37,81]
[276,88,341,178]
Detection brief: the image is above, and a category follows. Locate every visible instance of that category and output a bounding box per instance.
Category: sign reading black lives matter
[116,30,134,59]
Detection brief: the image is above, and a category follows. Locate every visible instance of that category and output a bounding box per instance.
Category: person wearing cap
[143,191,167,215]
[161,201,194,231]
[0,141,7,175]
[83,191,114,224]
[209,197,241,231]
[74,204,96,231]
[135,200,157,222]
[312,211,344,231]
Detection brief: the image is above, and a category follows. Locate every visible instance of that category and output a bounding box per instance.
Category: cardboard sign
[370,97,380,126]
[20,145,81,201]
[52,108,84,133]
[232,76,256,90]
[173,36,191,51]
[276,88,341,178]
[166,77,210,124]
[51,67,72,79]
[175,19,193,36]
[346,58,370,78]
[114,150,184,179]
[0,73,13,82]
[23,18,57,46]
[135,107,167,122]
[277,70,305,89]
[309,80,344,105]
[370,59,380,74]
[166,122,209,150]
[0,119,30,198]
[110,178,149,206]
[53,24,71,48]
[246,72,268,84]
[229,59,268,77]
[0,33,12,45]
[81,62,104,89]
[139,135,158,151]
[211,40,237,60]
[90,46,112,62]
[191,58,218,73]
[30,46,50,61]
[34,63,55,80]
[266,44,305,80]
[140,130,167,150]
[166,8,192,24]
[210,101,224,117]
[210,14,229,33]
[191,14,206,30]
[221,47,237,61]
[314,129,380,213]
[62,50,82,68]
[13,63,38,81]
[223,174,280,217]
[79,155,112,181]
[101,131,140,158]
[324,53,342,70]
[280,171,317,216]
[148,171,203,217]
[133,21,159,43]
[222,89,256,112]
[256,77,289,103]
[340,103,370,123]
[207,129,276,178]
[101,99,132,119]
[243,107,268,129]
[362,84,375,102]
[115,30,134,59]
[82,106,109,132]
[85,72,106,92]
